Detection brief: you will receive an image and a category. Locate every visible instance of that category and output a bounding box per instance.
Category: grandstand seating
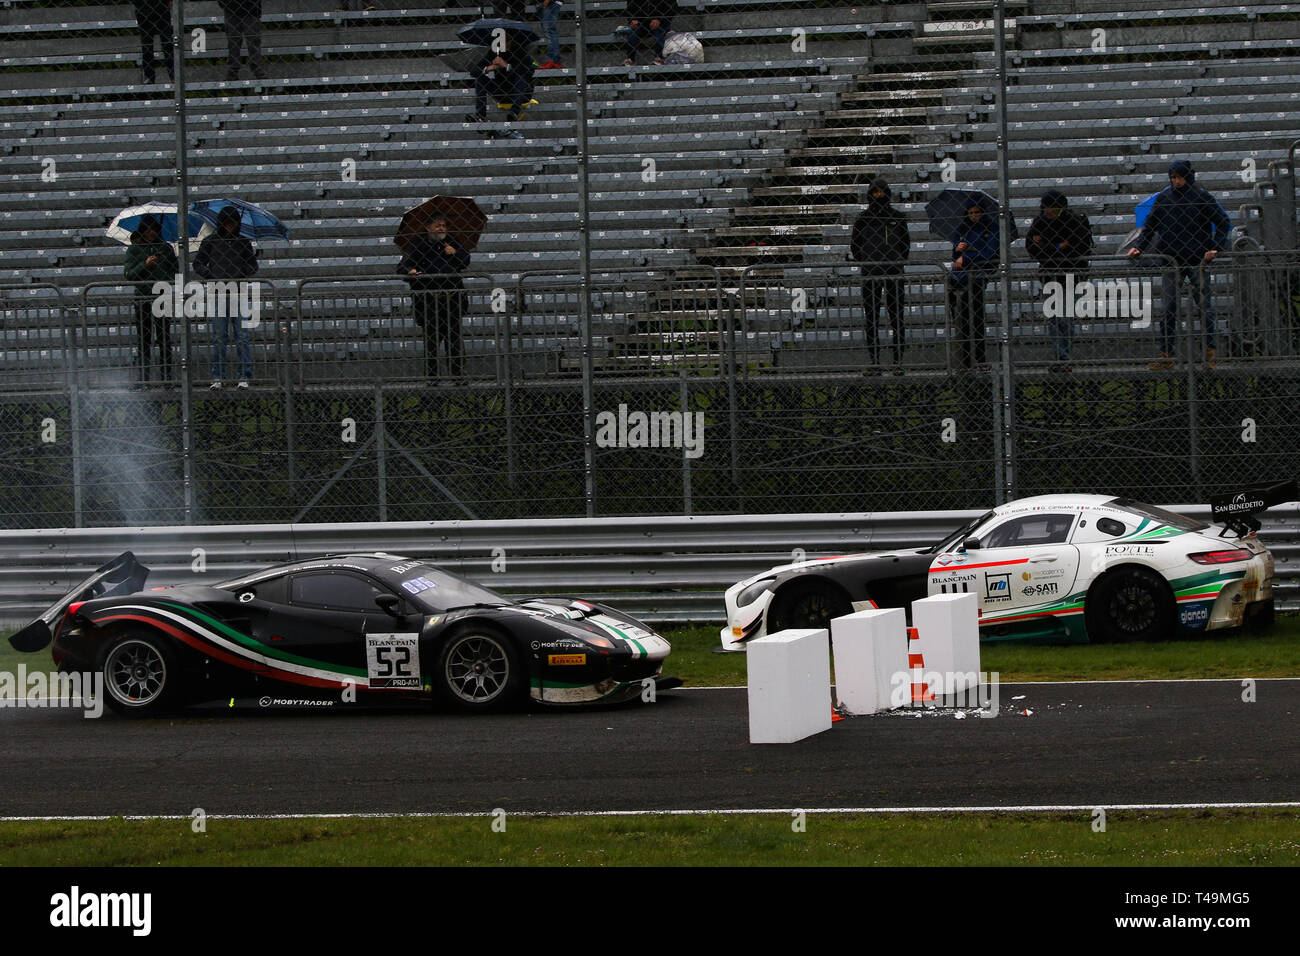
[2,0,1299,379]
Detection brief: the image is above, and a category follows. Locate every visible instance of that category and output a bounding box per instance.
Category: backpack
[661,32,704,64]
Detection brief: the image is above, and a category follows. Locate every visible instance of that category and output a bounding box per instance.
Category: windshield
[389,565,510,613]
[928,511,997,554]
[1106,498,1208,533]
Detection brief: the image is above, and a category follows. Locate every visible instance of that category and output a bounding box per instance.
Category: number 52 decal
[366,633,421,688]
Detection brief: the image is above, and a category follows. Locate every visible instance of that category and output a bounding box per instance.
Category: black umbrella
[925,187,1019,243]
[456,18,540,48]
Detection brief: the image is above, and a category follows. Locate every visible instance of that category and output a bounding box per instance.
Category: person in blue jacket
[1127,159,1231,369]
[947,202,999,369]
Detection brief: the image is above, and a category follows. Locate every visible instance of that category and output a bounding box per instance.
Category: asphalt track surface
[1,681,1297,817]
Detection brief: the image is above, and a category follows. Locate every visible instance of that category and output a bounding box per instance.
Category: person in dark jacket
[132,0,174,85]
[946,202,999,370]
[1027,189,1092,369]
[851,178,910,369]
[398,217,471,378]
[193,206,258,389]
[123,215,179,384]
[466,36,535,133]
[1127,159,1231,368]
[219,0,265,80]
[621,0,677,65]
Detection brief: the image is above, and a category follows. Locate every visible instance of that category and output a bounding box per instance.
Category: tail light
[1189,549,1251,565]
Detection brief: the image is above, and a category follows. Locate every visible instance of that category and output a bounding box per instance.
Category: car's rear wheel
[99,631,183,717]
[1085,566,1174,643]
[436,625,526,712]
[766,580,852,632]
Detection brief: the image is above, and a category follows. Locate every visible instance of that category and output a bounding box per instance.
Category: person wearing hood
[193,206,258,389]
[1027,190,1093,370]
[947,200,1000,370]
[398,216,471,379]
[1127,159,1231,369]
[122,214,178,384]
[850,178,910,370]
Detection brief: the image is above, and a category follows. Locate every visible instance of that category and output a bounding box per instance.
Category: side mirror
[963,537,981,552]
[375,594,403,617]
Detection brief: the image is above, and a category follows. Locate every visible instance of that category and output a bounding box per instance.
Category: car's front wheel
[99,631,183,717]
[766,580,852,633]
[436,625,526,712]
[1085,566,1174,643]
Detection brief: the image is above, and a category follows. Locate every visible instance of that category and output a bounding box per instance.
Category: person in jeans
[123,215,178,384]
[946,203,999,370]
[1026,189,1092,371]
[193,206,258,389]
[1127,159,1231,369]
[538,0,563,69]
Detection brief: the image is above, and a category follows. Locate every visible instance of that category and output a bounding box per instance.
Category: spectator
[850,177,910,371]
[193,206,258,390]
[946,202,999,370]
[133,0,174,86]
[122,215,178,385]
[398,217,471,379]
[621,0,677,66]
[465,36,536,137]
[538,0,563,69]
[1127,159,1231,369]
[219,0,266,81]
[1026,189,1092,371]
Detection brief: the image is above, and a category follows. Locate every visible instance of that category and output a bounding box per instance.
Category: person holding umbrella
[1127,159,1231,370]
[398,216,471,379]
[851,177,910,371]
[947,201,1000,370]
[122,214,178,385]
[465,33,536,136]
[193,206,258,390]
[1027,189,1092,371]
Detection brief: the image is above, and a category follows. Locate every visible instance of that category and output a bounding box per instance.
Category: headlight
[737,578,777,607]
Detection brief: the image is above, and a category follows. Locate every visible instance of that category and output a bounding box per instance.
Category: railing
[1,504,1297,625]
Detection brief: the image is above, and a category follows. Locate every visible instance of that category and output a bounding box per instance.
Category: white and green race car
[720,486,1290,648]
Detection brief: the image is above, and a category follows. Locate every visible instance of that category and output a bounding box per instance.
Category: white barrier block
[830,608,908,714]
[911,592,981,695]
[746,628,832,744]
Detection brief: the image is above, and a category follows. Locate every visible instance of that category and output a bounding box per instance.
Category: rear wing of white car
[1208,480,1298,537]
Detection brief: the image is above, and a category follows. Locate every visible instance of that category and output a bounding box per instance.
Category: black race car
[10,552,674,716]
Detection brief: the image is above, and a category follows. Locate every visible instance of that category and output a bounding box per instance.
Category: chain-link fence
[2,1,1300,528]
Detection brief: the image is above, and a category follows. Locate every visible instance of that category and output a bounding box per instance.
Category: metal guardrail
[2,505,1298,626]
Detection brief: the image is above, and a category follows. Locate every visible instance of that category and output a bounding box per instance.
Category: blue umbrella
[190,197,291,241]
[106,202,210,247]
[924,187,1018,243]
[457,18,539,48]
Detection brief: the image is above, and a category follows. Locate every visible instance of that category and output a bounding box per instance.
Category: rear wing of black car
[8,551,150,653]
[1208,480,1298,537]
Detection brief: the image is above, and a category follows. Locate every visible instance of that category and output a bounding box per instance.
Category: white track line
[4,802,1300,822]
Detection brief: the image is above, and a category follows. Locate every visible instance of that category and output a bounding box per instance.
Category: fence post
[993,0,1016,504]
[375,381,387,522]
